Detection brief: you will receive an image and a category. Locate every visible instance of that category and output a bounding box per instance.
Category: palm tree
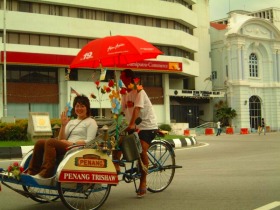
[214,100,237,127]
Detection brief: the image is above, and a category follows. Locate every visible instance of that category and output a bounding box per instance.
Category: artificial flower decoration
[95,80,100,88]
[7,162,24,180]
[127,83,135,90]
[137,85,143,92]
[118,79,124,88]
[126,77,143,92]
[109,90,121,101]
[133,78,140,84]
[108,79,115,87]
[100,86,106,94]
[127,101,134,108]
[111,98,121,115]
[90,93,97,99]
[120,87,127,95]
[106,87,111,93]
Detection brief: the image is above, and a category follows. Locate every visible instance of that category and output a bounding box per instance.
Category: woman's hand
[60,111,70,126]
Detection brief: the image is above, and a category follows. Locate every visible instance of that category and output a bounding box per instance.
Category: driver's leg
[138,140,149,197]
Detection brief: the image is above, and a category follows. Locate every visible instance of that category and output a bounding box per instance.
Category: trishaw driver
[120,69,158,198]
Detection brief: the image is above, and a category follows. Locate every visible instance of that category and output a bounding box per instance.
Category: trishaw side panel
[56,149,118,184]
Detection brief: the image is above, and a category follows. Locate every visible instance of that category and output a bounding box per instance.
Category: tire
[58,182,111,210]
[147,141,175,192]
[22,185,60,203]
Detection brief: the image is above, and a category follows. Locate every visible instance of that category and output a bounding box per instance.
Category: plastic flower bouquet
[7,162,24,180]
[90,80,113,117]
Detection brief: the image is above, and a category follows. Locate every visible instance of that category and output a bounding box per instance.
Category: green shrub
[0,118,62,141]
[0,120,28,141]
[159,124,172,132]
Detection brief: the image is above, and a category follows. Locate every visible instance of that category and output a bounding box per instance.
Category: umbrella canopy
[70,35,163,69]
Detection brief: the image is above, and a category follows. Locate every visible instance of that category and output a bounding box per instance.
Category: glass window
[40,4,49,15]
[19,1,31,12]
[135,73,162,87]
[78,39,88,48]
[129,15,137,25]
[59,37,68,48]
[8,33,19,44]
[249,53,258,77]
[69,7,78,18]
[7,65,58,84]
[120,14,126,23]
[96,11,105,21]
[30,34,40,45]
[106,12,114,22]
[19,34,29,45]
[40,35,50,46]
[69,37,78,48]
[61,6,69,16]
[32,3,40,13]
[50,36,59,47]
[78,8,86,18]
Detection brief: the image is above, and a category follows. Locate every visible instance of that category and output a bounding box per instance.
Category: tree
[214,100,237,127]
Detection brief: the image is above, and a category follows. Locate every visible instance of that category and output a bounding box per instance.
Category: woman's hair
[122,69,136,83]
[72,95,91,117]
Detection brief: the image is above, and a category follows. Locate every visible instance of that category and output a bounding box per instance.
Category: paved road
[0,132,279,210]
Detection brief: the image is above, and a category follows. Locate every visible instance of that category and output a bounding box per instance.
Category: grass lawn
[0,135,186,147]
[0,141,35,147]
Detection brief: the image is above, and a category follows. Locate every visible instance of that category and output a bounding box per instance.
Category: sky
[209,0,280,20]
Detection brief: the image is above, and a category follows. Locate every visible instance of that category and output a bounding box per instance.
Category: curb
[0,146,33,159]
[167,136,198,148]
[0,137,197,159]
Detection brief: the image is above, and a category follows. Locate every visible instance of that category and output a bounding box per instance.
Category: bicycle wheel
[58,182,111,210]
[22,185,60,203]
[147,141,175,192]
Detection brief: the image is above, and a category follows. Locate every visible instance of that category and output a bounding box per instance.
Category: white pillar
[58,68,67,116]
[162,74,170,124]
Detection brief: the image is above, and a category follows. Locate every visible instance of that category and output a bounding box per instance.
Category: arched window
[249,53,258,77]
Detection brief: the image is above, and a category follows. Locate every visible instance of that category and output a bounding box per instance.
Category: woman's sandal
[137,188,147,198]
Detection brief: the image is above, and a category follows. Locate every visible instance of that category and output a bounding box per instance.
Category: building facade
[0,0,223,127]
[210,8,280,132]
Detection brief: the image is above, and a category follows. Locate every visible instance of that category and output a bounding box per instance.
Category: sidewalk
[195,131,279,141]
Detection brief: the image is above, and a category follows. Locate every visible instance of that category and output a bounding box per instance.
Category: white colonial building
[210,8,280,132]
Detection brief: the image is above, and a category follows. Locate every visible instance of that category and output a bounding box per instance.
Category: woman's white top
[65,117,98,143]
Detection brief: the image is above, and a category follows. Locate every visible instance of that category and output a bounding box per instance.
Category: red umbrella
[70,35,163,69]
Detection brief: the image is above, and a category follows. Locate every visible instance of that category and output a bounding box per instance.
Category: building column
[58,68,67,115]
[162,74,170,124]
[0,66,3,118]
[239,45,245,80]
[276,49,280,82]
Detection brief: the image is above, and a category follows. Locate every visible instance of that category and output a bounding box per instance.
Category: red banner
[1,51,183,72]
[118,60,182,71]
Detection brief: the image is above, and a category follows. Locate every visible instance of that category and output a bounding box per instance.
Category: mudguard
[56,149,118,185]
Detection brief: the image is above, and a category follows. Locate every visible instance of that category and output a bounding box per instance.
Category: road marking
[254,202,280,210]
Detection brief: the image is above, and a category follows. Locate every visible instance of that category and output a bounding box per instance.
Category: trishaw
[0,119,182,210]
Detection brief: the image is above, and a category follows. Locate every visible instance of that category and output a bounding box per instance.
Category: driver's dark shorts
[138,129,158,144]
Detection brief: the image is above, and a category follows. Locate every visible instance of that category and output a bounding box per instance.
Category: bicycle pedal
[125,167,138,174]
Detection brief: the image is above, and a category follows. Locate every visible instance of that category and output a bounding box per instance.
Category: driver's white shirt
[121,89,158,130]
